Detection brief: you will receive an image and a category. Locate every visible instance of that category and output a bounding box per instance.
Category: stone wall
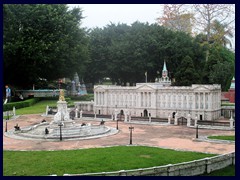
[15,90,60,98]
[62,152,235,176]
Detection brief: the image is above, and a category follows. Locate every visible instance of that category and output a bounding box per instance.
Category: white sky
[68,4,163,28]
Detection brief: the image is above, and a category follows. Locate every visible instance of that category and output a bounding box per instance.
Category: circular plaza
[3,114,235,154]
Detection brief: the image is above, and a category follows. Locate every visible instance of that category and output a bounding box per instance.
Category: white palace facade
[94,62,221,121]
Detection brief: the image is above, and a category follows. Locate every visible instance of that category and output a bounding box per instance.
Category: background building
[94,62,221,120]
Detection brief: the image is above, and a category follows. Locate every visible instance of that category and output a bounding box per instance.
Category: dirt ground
[3,114,235,154]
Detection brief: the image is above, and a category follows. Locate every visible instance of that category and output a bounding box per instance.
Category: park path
[3,114,235,154]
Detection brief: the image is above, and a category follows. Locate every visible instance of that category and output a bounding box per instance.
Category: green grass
[13,97,92,115]
[15,100,58,115]
[3,146,216,176]
[202,165,235,176]
[208,135,235,141]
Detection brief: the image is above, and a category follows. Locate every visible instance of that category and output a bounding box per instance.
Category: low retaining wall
[15,90,60,98]
[62,152,235,176]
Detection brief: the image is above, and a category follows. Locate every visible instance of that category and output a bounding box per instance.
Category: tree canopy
[3,4,89,88]
[3,4,235,91]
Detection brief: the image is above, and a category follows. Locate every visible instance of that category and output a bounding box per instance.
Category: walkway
[3,114,235,154]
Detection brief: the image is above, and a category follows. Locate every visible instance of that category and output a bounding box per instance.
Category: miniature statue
[59,89,65,101]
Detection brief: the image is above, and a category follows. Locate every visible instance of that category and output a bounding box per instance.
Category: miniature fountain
[4,90,118,141]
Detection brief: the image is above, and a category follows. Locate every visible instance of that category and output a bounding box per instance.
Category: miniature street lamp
[129,125,134,145]
[58,113,64,141]
[196,125,199,139]
[58,122,63,141]
[116,118,119,130]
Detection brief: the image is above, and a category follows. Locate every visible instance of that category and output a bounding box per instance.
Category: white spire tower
[155,61,171,86]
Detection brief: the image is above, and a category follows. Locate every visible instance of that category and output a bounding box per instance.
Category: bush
[69,94,94,101]
[3,98,41,111]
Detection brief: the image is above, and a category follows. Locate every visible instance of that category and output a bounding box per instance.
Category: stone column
[46,105,49,116]
[87,104,90,111]
[129,113,131,122]
[187,113,191,127]
[94,111,96,119]
[194,116,198,127]
[124,110,128,122]
[114,109,118,121]
[203,93,206,109]
[13,106,16,116]
[174,113,178,125]
[168,114,171,124]
[198,93,201,110]
[230,111,234,129]
[149,114,151,123]
[75,108,78,118]
[80,109,83,119]
[94,92,97,105]
[111,113,114,120]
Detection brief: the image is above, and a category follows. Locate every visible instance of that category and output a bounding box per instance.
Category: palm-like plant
[210,19,234,48]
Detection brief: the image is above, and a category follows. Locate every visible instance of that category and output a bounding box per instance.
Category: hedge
[3,98,41,111]
[69,94,94,101]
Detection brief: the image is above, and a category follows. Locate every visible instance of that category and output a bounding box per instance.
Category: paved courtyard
[3,114,235,154]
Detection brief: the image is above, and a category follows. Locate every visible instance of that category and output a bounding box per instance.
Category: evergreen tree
[174,55,200,86]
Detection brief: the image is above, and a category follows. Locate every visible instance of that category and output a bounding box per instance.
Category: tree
[157,4,194,34]
[209,61,234,91]
[174,55,200,86]
[202,45,234,90]
[210,19,234,48]
[193,4,235,61]
[3,4,89,88]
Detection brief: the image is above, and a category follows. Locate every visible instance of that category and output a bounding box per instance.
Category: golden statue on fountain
[59,89,65,101]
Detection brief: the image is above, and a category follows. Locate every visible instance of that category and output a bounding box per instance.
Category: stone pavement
[3,114,235,154]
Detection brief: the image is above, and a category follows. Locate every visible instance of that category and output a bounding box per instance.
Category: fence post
[194,116,198,127]
[187,114,191,127]
[205,158,211,174]
[167,164,174,176]
[119,170,127,176]
[75,108,78,118]
[46,105,49,116]
[13,106,16,116]
[229,116,234,129]
[174,113,178,125]
[168,115,171,124]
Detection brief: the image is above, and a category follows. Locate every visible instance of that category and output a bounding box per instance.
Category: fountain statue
[4,88,118,141]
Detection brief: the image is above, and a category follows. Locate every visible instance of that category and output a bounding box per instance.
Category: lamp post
[116,118,119,130]
[58,122,63,141]
[5,111,9,132]
[196,125,199,139]
[58,113,64,141]
[129,125,134,145]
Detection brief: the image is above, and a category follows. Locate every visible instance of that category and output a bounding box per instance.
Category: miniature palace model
[94,61,221,121]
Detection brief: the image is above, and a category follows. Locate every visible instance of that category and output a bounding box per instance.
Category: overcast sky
[68,4,163,28]
[68,4,235,50]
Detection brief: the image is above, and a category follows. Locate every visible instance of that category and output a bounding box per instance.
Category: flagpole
[145,72,147,83]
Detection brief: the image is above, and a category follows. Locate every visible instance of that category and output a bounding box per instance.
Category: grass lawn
[3,146,216,176]
[208,135,235,141]
[15,100,58,115]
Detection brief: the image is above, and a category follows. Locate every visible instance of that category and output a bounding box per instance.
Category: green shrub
[65,97,71,103]
[40,97,59,101]
[3,98,41,111]
[69,94,94,101]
